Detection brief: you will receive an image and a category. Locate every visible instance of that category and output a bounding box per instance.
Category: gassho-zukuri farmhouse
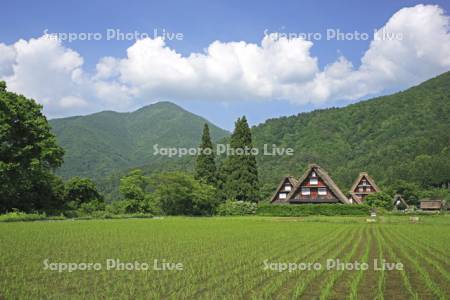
[270,164,380,205]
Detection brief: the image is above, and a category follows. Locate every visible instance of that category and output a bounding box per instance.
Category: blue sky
[1,0,450,130]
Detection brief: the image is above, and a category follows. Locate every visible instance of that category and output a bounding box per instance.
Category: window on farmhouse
[279,193,287,199]
[301,187,310,195]
[318,188,327,195]
[284,184,291,191]
[310,178,318,185]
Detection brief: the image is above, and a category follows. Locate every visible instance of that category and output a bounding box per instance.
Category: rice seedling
[0,216,449,299]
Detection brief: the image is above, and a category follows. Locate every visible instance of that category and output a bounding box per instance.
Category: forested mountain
[50,102,229,181]
[252,71,450,196]
[51,72,450,201]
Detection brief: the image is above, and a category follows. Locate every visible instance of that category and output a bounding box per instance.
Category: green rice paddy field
[1,215,449,299]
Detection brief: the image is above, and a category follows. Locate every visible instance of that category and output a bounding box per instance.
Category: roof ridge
[286,164,349,204]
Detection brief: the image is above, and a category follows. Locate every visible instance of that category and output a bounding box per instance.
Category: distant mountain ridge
[251,71,450,195]
[51,71,450,201]
[50,101,229,181]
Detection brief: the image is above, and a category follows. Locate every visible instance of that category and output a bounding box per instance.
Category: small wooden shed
[419,199,444,211]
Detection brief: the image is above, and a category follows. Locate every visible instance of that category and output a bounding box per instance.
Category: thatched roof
[349,172,381,194]
[287,164,350,204]
[392,194,408,209]
[269,176,298,203]
[349,194,363,204]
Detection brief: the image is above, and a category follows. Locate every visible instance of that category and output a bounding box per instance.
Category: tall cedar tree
[194,124,217,185]
[219,116,259,202]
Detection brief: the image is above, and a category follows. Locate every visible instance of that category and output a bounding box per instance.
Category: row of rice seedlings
[386,227,450,282]
[163,234,282,296]
[0,226,57,298]
[167,233,266,296]
[348,227,372,300]
[121,220,308,296]
[101,224,188,297]
[188,225,348,299]
[2,217,449,298]
[318,226,368,300]
[388,225,450,269]
[173,235,310,298]
[379,227,447,300]
[289,226,363,299]
[0,221,349,298]
[1,220,189,297]
[373,226,386,300]
[116,219,266,297]
[121,219,262,298]
[375,226,418,300]
[240,227,351,294]
[400,224,449,258]
[401,224,450,254]
[238,226,354,299]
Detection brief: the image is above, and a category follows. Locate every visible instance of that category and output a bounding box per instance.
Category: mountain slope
[252,71,450,195]
[51,72,450,201]
[50,102,229,180]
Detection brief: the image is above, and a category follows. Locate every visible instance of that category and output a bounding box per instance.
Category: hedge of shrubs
[216,200,258,216]
[257,204,371,216]
[0,210,154,222]
[0,211,65,222]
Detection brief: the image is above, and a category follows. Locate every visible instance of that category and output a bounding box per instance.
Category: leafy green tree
[219,116,260,202]
[41,174,66,212]
[118,169,156,213]
[0,81,65,212]
[365,192,393,210]
[388,180,420,206]
[77,199,105,214]
[408,155,434,186]
[119,169,148,201]
[194,124,217,185]
[64,177,103,209]
[434,147,450,189]
[119,169,151,213]
[151,172,217,215]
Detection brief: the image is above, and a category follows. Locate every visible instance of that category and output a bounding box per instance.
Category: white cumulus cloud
[0,4,449,117]
[0,36,94,116]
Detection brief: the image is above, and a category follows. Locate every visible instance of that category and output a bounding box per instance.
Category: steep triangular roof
[287,164,350,204]
[392,194,408,209]
[349,194,363,204]
[270,176,298,203]
[349,172,381,193]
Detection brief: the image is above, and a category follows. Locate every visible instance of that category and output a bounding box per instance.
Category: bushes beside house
[216,199,257,216]
[257,204,371,216]
[364,192,394,210]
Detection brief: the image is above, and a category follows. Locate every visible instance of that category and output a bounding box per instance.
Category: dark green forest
[253,71,450,196]
[2,70,450,215]
[49,71,450,201]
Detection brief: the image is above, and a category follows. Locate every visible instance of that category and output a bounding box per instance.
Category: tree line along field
[0,216,449,299]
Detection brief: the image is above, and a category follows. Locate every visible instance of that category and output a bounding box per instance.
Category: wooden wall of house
[291,171,339,202]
